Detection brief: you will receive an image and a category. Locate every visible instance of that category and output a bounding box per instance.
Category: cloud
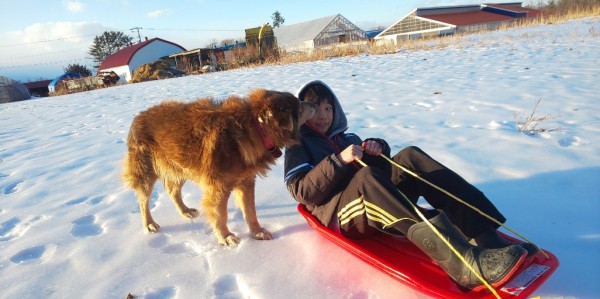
[5,21,112,52]
[147,9,170,18]
[65,1,84,12]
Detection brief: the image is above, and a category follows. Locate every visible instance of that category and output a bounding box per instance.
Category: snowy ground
[1,17,599,299]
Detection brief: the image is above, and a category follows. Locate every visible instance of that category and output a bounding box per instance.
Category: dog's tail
[122,123,156,192]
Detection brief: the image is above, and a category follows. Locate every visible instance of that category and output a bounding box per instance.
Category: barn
[375,2,541,44]
[98,37,186,82]
[273,14,366,52]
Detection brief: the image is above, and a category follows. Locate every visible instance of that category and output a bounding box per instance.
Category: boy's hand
[362,140,382,156]
[337,145,364,165]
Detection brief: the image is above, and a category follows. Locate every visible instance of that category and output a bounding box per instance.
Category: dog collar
[253,118,282,158]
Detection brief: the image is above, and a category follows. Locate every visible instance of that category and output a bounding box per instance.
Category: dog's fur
[123,89,315,245]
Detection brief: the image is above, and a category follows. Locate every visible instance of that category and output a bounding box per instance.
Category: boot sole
[470,249,528,292]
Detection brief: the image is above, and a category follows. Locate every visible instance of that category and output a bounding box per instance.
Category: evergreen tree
[63,63,93,77]
[272,11,285,27]
[88,31,134,67]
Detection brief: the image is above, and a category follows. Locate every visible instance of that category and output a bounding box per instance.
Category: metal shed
[273,14,366,52]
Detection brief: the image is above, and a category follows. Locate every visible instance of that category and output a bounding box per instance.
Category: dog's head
[249,89,315,146]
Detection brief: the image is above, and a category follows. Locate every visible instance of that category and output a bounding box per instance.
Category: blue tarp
[48,71,82,93]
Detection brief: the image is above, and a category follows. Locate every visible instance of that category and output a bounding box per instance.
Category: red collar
[253,118,282,158]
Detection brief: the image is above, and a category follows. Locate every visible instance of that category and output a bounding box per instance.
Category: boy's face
[306,101,333,134]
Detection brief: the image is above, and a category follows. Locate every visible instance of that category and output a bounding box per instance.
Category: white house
[98,37,186,82]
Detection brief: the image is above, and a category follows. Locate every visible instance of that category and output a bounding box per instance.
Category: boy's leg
[390,146,505,238]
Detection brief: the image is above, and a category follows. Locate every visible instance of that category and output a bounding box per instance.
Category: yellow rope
[377,154,547,259]
[356,159,501,298]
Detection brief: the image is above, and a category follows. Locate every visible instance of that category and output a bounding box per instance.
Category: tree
[272,11,285,27]
[63,63,93,77]
[88,31,134,67]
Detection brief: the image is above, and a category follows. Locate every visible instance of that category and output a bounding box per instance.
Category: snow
[1,17,599,299]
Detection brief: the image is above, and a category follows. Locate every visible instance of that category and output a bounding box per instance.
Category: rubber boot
[407,210,527,291]
[474,227,539,256]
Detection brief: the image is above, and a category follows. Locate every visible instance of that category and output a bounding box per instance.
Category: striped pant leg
[337,166,419,239]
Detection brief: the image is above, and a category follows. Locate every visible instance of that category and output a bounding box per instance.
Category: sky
[0,16,598,298]
[0,0,540,82]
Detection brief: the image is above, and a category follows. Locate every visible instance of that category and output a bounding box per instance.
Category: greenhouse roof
[273,15,338,47]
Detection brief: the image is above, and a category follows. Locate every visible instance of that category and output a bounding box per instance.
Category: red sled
[298,204,559,299]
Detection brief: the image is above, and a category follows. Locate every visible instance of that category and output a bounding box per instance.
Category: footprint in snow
[143,286,177,299]
[65,195,106,206]
[2,179,24,194]
[559,136,582,147]
[0,216,46,242]
[212,274,251,299]
[10,245,46,264]
[10,244,56,265]
[71,215,103,238]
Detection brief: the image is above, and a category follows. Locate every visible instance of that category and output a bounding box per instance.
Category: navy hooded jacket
[284,81,390,226]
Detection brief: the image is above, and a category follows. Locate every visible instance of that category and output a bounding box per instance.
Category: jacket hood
[295,80,347,138]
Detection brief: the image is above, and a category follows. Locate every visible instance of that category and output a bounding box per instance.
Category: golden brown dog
[123,89,315,246]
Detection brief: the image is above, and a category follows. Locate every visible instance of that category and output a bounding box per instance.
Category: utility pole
[130,27,142,43]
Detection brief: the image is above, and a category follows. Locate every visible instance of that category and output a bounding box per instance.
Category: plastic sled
[298,204,559,299]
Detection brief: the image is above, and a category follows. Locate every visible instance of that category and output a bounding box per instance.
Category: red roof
[99,38,185,70]
[425,10,514,26]
[423,3,542,26]
[24,79,52,89]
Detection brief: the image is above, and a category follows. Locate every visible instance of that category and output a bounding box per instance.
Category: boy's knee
[398,146,422,157]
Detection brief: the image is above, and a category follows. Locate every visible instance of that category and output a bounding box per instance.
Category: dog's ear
[298,101,316,125]
[259,99,294,132]
[257,109,274,125]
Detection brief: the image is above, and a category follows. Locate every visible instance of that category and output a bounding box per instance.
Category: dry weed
[514,99,563,134]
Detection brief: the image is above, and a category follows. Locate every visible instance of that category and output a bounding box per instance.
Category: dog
[123,89,315,246]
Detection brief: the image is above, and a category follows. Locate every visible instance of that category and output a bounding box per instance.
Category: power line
[145,27,242,32]
[0,57,94,70]
[0,34,97,48]
[0,27,245,48]
[0,47,89,61]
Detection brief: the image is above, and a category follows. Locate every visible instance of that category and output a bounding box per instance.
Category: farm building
[245,24,275,48]
[375,2,541,44]
[98,37,186,82]
[24,79,52,97]
[169,42,246,73]
[0,76,30,103]
[273,14,367,52]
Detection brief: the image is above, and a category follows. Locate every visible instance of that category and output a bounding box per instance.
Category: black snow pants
[337,146,506,239]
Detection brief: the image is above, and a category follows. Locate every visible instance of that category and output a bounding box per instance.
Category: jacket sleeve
[284,144,354,206]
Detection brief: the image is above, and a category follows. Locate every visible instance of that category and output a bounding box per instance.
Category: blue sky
[0,0,533,82]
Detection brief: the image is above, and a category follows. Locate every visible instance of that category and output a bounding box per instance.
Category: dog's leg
[202,187,239,246]
[164,179,199,219]
[135,184,160,233]
[124,150,161,233]
[234,179,272,241]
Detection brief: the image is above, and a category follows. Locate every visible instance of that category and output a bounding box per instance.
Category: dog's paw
[146,223,160,233]
[251,228,273,240]
[182,208,199,218]
[219,233,240,247]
